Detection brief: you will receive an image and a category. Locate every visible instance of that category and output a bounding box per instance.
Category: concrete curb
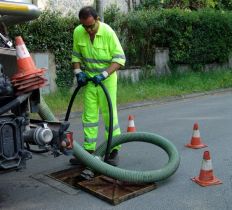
[58,88,232,120]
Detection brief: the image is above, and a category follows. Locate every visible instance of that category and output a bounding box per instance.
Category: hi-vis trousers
[82,73,121,151]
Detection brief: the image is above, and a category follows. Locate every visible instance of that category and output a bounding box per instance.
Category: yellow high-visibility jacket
[71,22,126,151]
[72,21,126,77]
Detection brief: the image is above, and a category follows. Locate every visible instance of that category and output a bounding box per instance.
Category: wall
[31,52,57,94]
[5,0,33,3]
[35,0,132,14]
[6,0,140,15]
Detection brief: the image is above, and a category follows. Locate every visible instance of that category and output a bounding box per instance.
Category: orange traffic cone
[11,36,44,81]
[185,123,207,149]
[191,150,222,187]
[127,115,136,132]
[10,36,47,94]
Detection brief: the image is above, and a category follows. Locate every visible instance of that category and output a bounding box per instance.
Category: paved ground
[0,90,232,210]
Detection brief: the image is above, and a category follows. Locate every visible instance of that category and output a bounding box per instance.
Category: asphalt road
[0,90,232,210]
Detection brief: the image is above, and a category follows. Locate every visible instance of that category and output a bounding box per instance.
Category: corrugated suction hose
[38,82,180,183]
[38,96,58,122]
[73,132,180,183]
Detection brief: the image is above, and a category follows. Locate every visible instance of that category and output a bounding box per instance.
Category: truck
[0,0,72,171]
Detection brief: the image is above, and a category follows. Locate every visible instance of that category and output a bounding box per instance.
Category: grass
[43,69,232,115]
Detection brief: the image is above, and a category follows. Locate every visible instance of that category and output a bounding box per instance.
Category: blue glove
[92,71,108,85]
[76,72,88,86]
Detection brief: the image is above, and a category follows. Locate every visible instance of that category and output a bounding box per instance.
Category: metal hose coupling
[24,123,53,146]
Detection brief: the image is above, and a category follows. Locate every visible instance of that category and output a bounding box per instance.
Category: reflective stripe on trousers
[82,72,121,151]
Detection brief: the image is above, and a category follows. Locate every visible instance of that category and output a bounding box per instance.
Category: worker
[70,6,126,166]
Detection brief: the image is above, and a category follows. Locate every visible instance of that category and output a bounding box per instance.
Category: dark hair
[79,6,98,20]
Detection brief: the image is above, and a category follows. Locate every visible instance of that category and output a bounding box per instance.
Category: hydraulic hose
[64,80,113,163]
[0,93,31,115]
[98,82,113,163]
[73,132,180,183]
[64,85,81,121]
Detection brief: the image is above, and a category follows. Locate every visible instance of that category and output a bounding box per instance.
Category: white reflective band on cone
[16,44,30,58]
[193,130,200,138]
[128,120,135,127]
[201,159,213,170]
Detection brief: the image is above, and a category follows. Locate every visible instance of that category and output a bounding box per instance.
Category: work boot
[107,149,119,166]
[69,150,94,165]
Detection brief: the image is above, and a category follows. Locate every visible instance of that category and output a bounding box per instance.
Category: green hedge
[8,8,232,87]
[113,8,232,68]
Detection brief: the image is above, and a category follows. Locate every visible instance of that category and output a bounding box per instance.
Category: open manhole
[48,167,157,205]
[48,166,86,189]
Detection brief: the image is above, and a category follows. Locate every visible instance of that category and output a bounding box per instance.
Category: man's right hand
[76,71,88,86]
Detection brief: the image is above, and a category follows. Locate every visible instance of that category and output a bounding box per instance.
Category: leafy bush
[104,4,121,25]
[111,8,232,69]
[134,0,220,10]
[217,0,232,10]
[8,8,232,87]
[136,0,162,10]
[104,4,128,56]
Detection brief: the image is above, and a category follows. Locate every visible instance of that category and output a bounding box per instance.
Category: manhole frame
[46,167,157,205]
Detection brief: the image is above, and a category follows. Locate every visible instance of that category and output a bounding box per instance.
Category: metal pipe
[0,1,41,26]
[0,93,31,115]
[96,0,104,22]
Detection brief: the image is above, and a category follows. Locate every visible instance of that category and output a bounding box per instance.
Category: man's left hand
[92,71,108,85]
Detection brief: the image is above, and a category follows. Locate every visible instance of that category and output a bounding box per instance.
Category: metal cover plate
[48,167,157,205]
[77,175,157,205]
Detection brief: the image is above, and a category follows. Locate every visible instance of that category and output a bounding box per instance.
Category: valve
[61,131,73,149]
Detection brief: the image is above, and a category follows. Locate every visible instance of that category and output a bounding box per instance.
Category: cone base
[17,79,47,90]
[11,72,45,83]
[11,68,45,81]
[13,77,43,86]
[15,82,47,96]
[185,143,207,149]
[127,128,136,132]
[191,176,222,187]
